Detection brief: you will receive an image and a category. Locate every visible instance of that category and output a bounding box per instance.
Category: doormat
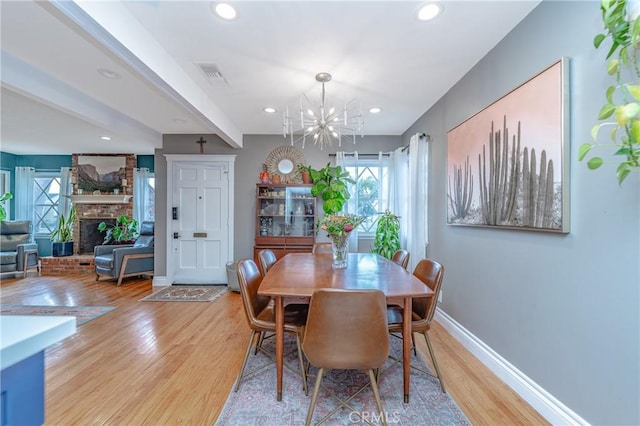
[0,304,116,326]
[140,285,228,302]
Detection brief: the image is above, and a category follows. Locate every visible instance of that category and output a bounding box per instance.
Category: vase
[331,235,348,269]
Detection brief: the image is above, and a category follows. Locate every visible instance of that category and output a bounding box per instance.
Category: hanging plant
[579,0,640,184]
[372,210,401,260]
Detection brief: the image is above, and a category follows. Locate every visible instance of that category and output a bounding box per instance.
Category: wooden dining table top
[259,252,433,299]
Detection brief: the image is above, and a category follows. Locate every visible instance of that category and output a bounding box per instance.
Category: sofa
[94,221,154,286]
[0,220,39,277]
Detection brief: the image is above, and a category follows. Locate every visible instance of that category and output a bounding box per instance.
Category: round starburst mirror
[265,146,305,183]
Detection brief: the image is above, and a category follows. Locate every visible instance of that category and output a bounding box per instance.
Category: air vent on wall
[197,63,230,86]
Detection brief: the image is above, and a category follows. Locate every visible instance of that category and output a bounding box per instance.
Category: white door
[172,161,229,284]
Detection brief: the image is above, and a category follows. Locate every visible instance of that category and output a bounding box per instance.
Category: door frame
[164,154,236,286]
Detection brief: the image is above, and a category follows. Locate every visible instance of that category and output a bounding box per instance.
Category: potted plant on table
[318,213,366,268]
[98,215,139,244]
[50,206,76,257]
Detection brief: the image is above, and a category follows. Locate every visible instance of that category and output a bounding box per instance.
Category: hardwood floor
[0,274,548,425]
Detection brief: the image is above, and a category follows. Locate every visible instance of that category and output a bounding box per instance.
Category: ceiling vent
[197,63,230,86]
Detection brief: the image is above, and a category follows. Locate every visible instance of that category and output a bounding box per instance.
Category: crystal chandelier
[283,72,364,150]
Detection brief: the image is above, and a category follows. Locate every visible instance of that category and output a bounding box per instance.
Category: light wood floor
[0,274,548,425]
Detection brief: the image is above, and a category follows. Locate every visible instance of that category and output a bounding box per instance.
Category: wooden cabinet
[254,183,316,262]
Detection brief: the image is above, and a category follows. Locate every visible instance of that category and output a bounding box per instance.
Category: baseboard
[435,309,589,426]
[152,275,170,286]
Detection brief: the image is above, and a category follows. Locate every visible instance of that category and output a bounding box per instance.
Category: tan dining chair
[234,259,308,395]
[302,289,389,426]
[311,242,333,254]
[257,249,278,276]
[391,249,410,269]
[387,258,446,392]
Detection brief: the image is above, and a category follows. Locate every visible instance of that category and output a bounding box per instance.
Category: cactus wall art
[446,58,569,233]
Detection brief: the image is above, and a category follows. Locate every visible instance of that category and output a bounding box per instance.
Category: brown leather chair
[257,249,277,276]
[302,289,389,426]
[311,242,333,254]
[234,259,308,395]
[391,249,410,269]
[387,258,446,392]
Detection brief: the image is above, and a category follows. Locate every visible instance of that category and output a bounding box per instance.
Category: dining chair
[311,242,333,254]
[302,289,389,426]
[233,259,308,395]
[257,248,277,276]
[391,249,410,269]
[387,258,446,392]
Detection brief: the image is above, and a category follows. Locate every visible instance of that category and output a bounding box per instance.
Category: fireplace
[79,218,116,254]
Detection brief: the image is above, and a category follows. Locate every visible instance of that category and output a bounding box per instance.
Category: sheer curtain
[381,148,410,251]
[59,167,73,218]
[133,167,150,224]
[406,133,429,271]
[335,151,359,252]
[15,167,35,221]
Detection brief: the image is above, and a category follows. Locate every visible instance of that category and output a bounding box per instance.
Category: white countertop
[1,316,76,370]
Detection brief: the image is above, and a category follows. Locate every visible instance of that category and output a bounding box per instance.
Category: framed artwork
[446,58,570,233]
[77,155,127,192]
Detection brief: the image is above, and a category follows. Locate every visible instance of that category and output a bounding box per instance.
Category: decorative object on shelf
[97,215,139,244]
[318,214,366,268]
[297,164,313,184]
[579,0,640,184]
[50,206,76,257]
[310,163,355,214]
[265,145,305,183]
[372,210,401,260]
[282,72,364,150]
[259,164,270,184]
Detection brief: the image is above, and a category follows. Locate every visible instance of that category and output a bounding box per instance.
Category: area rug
[0,304,116,326]
[140,285,228,302]
[215,334,470,426]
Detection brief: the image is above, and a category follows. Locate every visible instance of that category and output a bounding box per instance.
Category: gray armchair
[94,221,154,286]
[0,221,39,277]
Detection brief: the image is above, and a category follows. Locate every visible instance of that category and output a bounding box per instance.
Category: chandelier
[283,72,364,150]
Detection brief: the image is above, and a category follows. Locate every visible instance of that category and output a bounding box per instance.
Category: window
[343,158,390,235]
[33,172,62,236]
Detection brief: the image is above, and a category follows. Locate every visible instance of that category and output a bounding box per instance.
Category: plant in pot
[579,0,640,184]
[0,192,13,221]
[372,210,401,259]
[297,164,313,184]
[98,215,139,244]
[310,163,355,214]
[50,206,76,257]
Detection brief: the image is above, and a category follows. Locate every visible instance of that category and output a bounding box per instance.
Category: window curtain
[15,167,35,221]
[59,167,72,219]
[406,133,429,272]
[381,149,410,251]
[335,151,359,252]
[133,167,150,224]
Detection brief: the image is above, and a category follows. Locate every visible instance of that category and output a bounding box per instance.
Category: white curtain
[15,167,35,221]
[335,151,359,252]
[133,167,150,224]
[381,148,410,251]
[405,133,429,271]
[59,167,72,218]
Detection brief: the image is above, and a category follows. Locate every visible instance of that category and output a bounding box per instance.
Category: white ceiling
[0,1,540,155]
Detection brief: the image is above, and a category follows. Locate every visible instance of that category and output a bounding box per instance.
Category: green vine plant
[579,0,640,184]
[0,192,12,221]
[371,210,401,260]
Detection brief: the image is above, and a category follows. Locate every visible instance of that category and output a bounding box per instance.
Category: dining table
[258,252,433,403]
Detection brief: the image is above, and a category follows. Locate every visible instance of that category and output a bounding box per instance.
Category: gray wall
[404,2,639,424]
[154,134,402,276]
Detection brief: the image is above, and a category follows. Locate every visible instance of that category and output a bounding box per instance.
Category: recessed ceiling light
[369,107,382,114]
[264,107,277,113]
[101,136,111,141]
[213,2,237,20]
[417,2,443,21]
[173,118,187,123]
[97,68,121,80]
